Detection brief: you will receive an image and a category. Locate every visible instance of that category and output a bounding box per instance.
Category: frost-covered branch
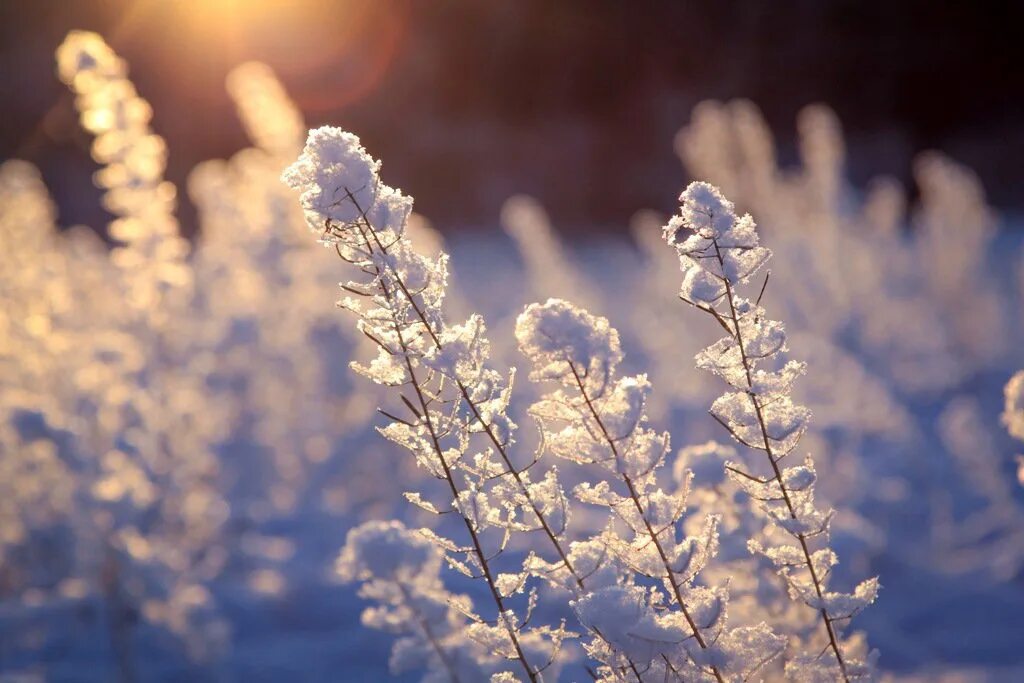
[339,520,519,682]
[517,299,783,682]
[664,182,879,680]
[282,127,581,682]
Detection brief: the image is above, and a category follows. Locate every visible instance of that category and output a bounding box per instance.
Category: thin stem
[709,236,849,681]
[567,362,727,683]
[351,220,538,683]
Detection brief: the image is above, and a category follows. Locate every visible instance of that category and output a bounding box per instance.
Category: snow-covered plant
[674,100,980,395]
[56,30,191,322]
[664,182,879,680]
[671,97,1024,608]
[4,31,235,673]
[338,520,514,682]
[517,298,784,682]
[282,127,579,681]
[938,396,1024,577]
[3,47,381,679]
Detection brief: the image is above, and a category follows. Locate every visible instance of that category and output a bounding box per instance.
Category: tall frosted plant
[56,30,191,323]
[517,299,784,682]
[664,182,879,680]
[50,31,231,670]
[282,127,580,681]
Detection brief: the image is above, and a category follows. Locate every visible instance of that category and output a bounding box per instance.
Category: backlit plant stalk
[55,31,231,662]
[56,30,192,325]
[664,182,879,680]
[517,299,783,682]
[282,127,581,681]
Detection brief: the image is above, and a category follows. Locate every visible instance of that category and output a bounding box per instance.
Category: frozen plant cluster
[2,27,1024,683]
[286,125,584,682]
[517,299,784,681]
[287,127,880,681]
[668,101,1024,594]
[1,31,396,679]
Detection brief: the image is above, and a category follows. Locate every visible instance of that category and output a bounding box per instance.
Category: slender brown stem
[346,220,538,683]
[567,362,727,683]
[709,237,849,681]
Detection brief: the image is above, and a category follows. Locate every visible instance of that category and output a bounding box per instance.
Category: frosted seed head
[675,181,737,238]
[282,126,387,234]
[515,298,622,389]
